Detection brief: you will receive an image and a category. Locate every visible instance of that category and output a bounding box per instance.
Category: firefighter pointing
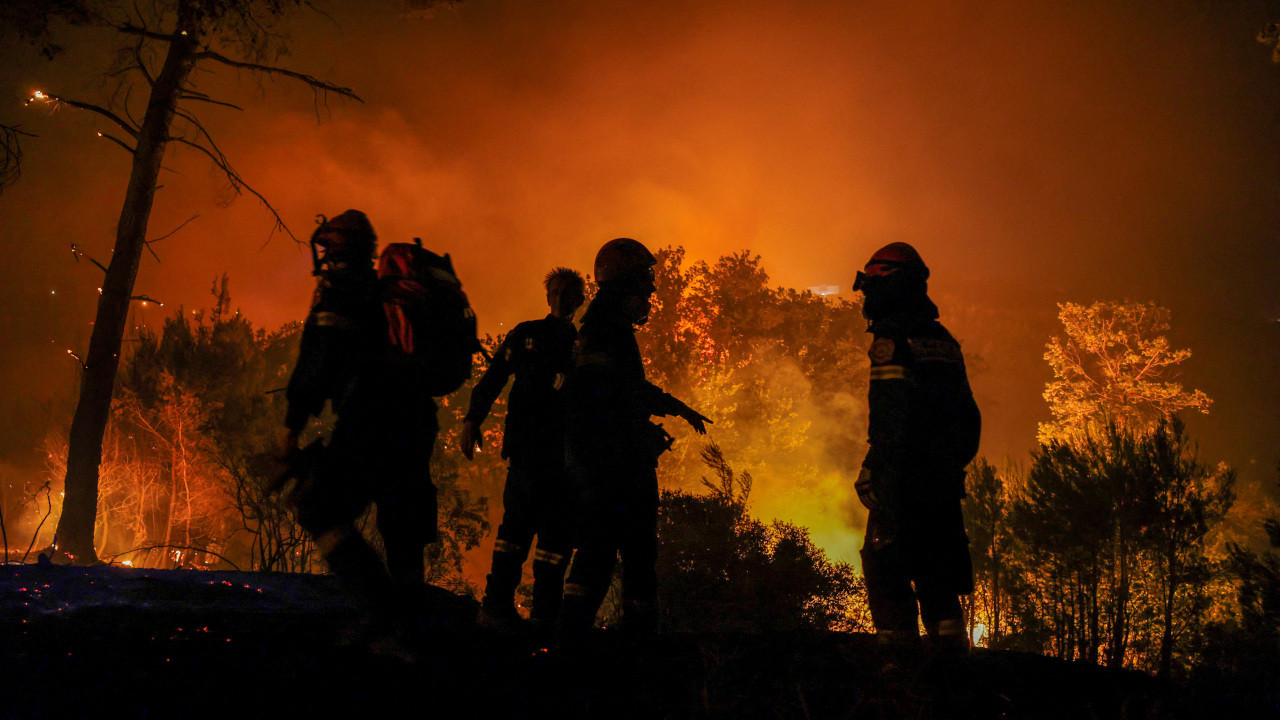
[854,242,981,654]
[558,238,711,637]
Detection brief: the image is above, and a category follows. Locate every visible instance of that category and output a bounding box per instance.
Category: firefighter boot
[478,538,530,633]
[530,546,570,636]
[928,618,971,659]
[555,581,600,646]
[621,597,657,636]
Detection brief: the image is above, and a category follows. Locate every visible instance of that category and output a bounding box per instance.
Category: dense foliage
[5,259,1274,688]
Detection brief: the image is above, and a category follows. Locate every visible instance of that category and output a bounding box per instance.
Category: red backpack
[378,239,480,396]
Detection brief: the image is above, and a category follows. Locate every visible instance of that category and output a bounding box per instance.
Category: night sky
[2,0,1278,522]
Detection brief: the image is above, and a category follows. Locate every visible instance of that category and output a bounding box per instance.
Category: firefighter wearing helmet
[853,242,981,655]
[557,238,712,637]
[280,210,440,619]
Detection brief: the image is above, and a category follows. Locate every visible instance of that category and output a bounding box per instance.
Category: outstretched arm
[643,382,712,434]
[461,335,515,459]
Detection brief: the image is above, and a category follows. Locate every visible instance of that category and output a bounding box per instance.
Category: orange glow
[1,0,1278,598]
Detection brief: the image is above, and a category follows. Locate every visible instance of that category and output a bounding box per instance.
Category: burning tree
[1039,300,1211,445]
[656,444,869,633]
[4,0,365,564]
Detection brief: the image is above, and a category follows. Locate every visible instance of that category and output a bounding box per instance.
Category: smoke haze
[3,0,1279,560]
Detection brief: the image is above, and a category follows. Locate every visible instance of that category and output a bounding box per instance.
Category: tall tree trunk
[51,26,199,565]
[990,517,1003,647]
[1109,534,1131,668]
[1159,532,1178,679]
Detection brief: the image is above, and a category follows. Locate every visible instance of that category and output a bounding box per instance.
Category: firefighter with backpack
[557,238,712,638]
[461,267,586,635]
[279,209,478,599]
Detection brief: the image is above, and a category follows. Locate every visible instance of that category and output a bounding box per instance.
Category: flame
[971,622,989,648]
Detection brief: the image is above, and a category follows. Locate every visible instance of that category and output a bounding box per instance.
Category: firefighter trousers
[483,449,574,625]
[295,411,438,588]
[860,501,972,636]
[559,463,659,636]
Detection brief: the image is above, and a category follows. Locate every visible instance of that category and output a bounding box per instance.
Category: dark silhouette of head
[854,242,931,321]
[545,266,586,319]
[311,209,376,274]
[594,237,657,325]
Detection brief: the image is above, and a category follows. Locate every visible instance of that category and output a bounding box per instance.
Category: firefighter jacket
[862,298,981,509]
[465,314,577,460]
[564,291,686,469]
[285,267,436,433]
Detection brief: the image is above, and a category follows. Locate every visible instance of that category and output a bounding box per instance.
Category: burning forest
[2,0,1280,718]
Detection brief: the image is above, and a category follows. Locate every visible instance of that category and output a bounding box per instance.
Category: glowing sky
[2,0,1278,514]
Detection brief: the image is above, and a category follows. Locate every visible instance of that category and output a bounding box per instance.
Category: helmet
[594,237,656,290]
[310,209,376,274]
[854,242,928,291]
[313,209,376,251]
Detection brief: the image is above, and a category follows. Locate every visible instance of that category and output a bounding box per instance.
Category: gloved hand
[680,406,713,435]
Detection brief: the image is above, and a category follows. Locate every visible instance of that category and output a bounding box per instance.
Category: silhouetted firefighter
[462,267,587,634]
[558,238,712,637]
[279,210,476,609]
[854,242,981,655]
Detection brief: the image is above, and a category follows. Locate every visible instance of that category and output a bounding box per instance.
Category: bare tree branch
[133,37,156,87]
[130,294,163,305]
[35,92,139,137]
[194,50,363,102]
[108,542,242,571]
[178,90,244,111]
[148,213,200,245]
[0,123,35,192]
[117,23,180,43]
[70,243,109,274]
[122,85,141,128]
[172,137,293,241]
[98,131,137,155]
[149,213,200,243]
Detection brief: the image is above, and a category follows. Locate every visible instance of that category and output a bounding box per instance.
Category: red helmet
[854,242,928,290]
[594,237,656,290]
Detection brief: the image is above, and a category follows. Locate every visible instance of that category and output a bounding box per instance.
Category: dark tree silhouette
[0,123,35,192]
[4,0,367,564]
[657,444,869,633]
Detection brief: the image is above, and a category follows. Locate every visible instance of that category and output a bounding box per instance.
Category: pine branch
[34,92,139,138]
[98,132,137,155]
[171,137,293,241]
[0,123,35,191]
[117,23,181,43]
[149,213,200,244]
[134,41,156,87]
[194,50,363,102]
[178,90,243,111]
[70,243,109,274]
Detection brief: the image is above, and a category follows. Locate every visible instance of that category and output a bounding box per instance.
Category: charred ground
[1,562,1191,720]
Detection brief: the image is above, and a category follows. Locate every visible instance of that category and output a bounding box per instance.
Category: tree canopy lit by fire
[1,0,1279,682]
